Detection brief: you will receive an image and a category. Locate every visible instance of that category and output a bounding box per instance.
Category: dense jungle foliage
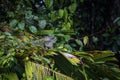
[0,0,120,80]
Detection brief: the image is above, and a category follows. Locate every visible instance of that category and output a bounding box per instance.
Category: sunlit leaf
[59,9,64,18]
[2,73,19,80]
[61,52,81,66]
[83,36,89,45]
[66,22,71,28]
[25,61,33,80]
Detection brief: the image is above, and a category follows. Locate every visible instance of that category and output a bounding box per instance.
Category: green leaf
[64,35,71,42]
[7,12,14,18]
[39,20,46,29]
[92,36,98,43]
[45,77,54,80]
[53,53,76,76]
[49,11,57,21]
[3,73,19,80]
[40,30,54,35]
[66,22,71,28]
[25,61,33,80]
[69,3,77,13]
[4,32,11,36]
[9,19,18,27]
[61,52,80,66]
[64,8,68,20]
[30,62,73,80]
[29,26,37,34]
[62,22,71,31]
[83,36,89,45]
[88,51,117,62]
[33,16,39,20]
[45,0,53,9]
[59,9,64,18]
[102,33,110,37]
[18,22,25,30]
[0,35,5,39]
[75,39,83,46]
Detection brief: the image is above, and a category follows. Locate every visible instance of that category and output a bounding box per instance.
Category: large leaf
[51,51,84,79]
[25,61,74,80]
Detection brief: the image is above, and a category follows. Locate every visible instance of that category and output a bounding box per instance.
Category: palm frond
[25,61,73,80]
